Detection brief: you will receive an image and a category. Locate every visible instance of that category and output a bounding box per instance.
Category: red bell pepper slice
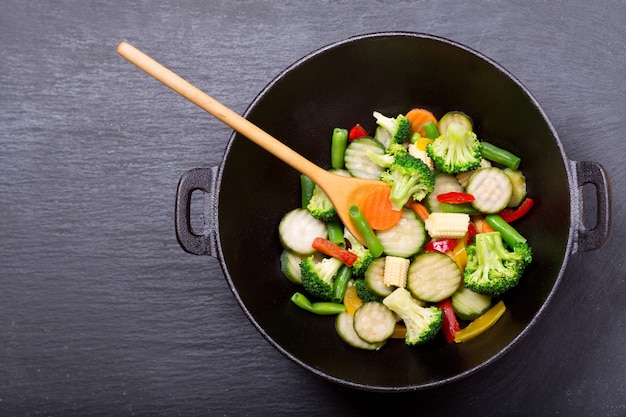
[498,197,534,223]
[436,298,460,344]
[348,124,369,141]
[311,237,357,267]
[424,238,457,254]
[467,222,478,245]
[437,191,475,204]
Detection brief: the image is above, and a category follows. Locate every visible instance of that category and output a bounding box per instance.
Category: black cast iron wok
[172,32,610,392]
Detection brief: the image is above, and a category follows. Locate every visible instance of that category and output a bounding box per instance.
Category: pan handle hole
[582,182,598,230]
[189,189,206,235]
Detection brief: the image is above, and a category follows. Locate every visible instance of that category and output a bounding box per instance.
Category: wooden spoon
[117,41,390,244]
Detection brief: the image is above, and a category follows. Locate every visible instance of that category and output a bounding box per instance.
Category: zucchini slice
[364,257,393,297]
[335,311,385,350]
[407,252,462,302]
[344,137,386,180]
[438,111,474,135]
[502,167,527,208]
[352,301,397,343]
[466,167,513,213]
[376,208,426,258]
[278,208,327,255]
[279,249,306,284]
[426,173,464,212]
[451,285,492,321]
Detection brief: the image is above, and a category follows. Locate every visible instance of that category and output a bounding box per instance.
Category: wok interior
[217,33,571,390]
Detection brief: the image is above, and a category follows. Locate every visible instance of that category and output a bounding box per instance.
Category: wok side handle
[570,160,611,254]
[174,167,219,257]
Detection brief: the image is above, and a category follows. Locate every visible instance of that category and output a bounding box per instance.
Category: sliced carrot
[359,185,402,231]
[406,108,438,137]
[406,200,430,222]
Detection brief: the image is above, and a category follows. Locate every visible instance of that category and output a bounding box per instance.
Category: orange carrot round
[358,185,402,231]
[406,108,438,137]
[406,200,430,222]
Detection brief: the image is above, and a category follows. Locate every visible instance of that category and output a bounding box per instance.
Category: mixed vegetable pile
[277,108,534,350]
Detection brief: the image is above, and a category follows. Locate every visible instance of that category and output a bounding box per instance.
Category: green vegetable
[422,120,440,139]
[426,173,464,212]
[382,287,444,345]
[280,249,306,284]
[463,231,532,297]
[376,208,426,258]
[344,230,374,276]
[278,208,327,255]
[407,252,462,303]
[331,264,353,303]
[451,285,492,321]
[353,302,397,343]
[481,142,521,170]
[326,219,345,247]
[363,257,393,297]
[437,111,473,135]
[427,122,482,174]
[300,175,316,208]
[335,311,385,350]
[366,142,407,169]
[331,128,348,169]
[306,181,337,221]
[344,137,386,179]
[348,205,384,258]
[465,167,513,213]
[373,111,412,144]
[485,214,528,247]
[502,168,527,208]
[380,153,435,210]
[300,255,345,301]
[291,292,346,315]
[353,278,383,302]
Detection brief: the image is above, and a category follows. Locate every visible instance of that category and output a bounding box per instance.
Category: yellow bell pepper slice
[343,285,363,316]
[454,300,506,343]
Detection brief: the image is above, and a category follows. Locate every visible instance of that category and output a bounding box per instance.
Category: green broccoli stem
[331,128,349,169]
[485,214,527,247]
[291,292,346,315]
[331,265,352,303]
[300,175,315,208]
[326,219,345,246]
[481,142,521,170]
[348,205,384,257]
[423,120,440,139]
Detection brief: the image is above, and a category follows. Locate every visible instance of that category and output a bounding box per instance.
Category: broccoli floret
[380,153,435,210]
[366,142,408,168]
[373,111,413,144]
[344,230,374,276]
[300,255,344,301]
[306,184,337,221]
[464,232,532,297]
[353,279,383,303]
[426,122,482,174]
[382,288,443,345]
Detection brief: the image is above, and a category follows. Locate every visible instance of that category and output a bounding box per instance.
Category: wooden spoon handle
[117,41,326,181]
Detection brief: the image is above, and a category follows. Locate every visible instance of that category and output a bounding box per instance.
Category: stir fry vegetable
[280,108,534,350]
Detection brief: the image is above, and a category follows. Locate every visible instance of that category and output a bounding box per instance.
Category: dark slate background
[1,1,624,416]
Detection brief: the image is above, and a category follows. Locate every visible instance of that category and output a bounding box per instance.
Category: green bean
[485,214,527,247]
[331,128,349,169]
[331,265,352,303]
[290,292,346,315]
[410,132,421,144]
[439,202,479,215]
[481,142,521,170]
[300,175,315,208]
[326,219,345,247]
[423,120,440,139]
[348,205,384,257]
